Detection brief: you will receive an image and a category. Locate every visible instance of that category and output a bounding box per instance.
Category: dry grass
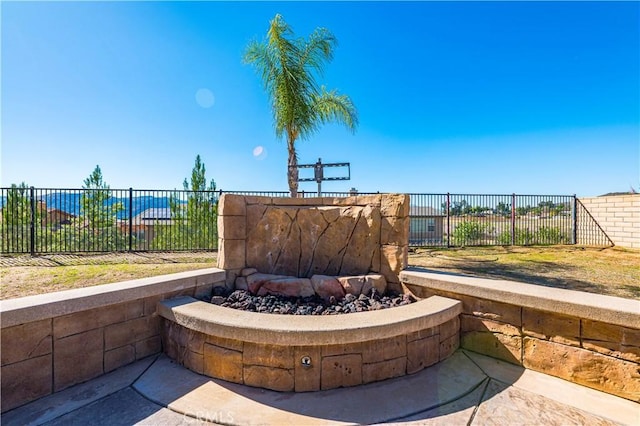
[1,246,638,300]
[0,252,216,300]
[408,245,639,299]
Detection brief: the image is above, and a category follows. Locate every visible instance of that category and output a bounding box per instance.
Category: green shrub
[535,226,567,245]
[452,221,489,246]
[498,228,535,245]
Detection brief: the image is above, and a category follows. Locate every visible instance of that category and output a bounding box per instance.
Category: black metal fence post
[511,193,516,246]
[572,194,577,245]
[29,186,36,256]
[128,188,133,252]
[446,193,451,247]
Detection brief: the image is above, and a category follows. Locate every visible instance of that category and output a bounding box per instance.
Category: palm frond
[311,87,358,134]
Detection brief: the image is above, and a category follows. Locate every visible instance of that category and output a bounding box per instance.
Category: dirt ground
[1,246,638,300]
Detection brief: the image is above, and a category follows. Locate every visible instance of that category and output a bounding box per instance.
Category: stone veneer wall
[578,194,640,248]
[217,194,409,293]
[0,269,224,413]
[401,270,640,402]
[162,316,459,392]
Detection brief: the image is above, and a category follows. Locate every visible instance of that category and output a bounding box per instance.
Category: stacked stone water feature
[216,194,409,298]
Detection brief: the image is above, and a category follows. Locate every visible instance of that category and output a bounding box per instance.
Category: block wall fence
[578,194,640,248]
[0,269,225,413]
[401,269,640,402]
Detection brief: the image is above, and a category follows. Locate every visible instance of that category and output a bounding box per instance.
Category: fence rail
[0,187,613,254]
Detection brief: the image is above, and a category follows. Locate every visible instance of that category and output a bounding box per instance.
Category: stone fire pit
[160,194,462,391]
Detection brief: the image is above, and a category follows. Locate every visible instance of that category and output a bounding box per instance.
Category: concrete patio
[3,349,637,426]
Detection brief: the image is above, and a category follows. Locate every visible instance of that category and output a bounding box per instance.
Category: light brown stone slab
[321,354,363,389]
[1,319,52,366]
[134,351,487,425]
[473,379,619,425]
[1,354,52,412]
[523,337,640,401]
[1,268,225,328]
[401,268,640,328]
[158,295,461,346]
[522,308,580,346]
[53,328,104,391]
[2,355,156,425]
[465,350,640,426]
[203,343,243,384]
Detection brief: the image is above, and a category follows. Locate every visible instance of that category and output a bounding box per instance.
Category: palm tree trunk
[287,138,298,197]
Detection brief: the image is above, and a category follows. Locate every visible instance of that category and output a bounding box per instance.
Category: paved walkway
[3,350,638,426]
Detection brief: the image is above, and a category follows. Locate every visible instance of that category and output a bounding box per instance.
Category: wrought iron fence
[0,187,613,254]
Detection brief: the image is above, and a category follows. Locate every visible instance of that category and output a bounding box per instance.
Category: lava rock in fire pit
[213,288,416,315]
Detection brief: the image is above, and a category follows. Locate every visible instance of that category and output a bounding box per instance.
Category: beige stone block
[461,315,521,337]
[185,329,206,354]
[206,334,243,352]
[135,336,162,359]
[582,320,640,363]
[381,194,410,218]
[321,196,359,206]
[440,333,460,360]
[362,335,406,363]
[184,350,204,375]
[407,326,438,342]
[243,342,293,369]
[243,365,294,392]
[380,244,408,281]
[245,204,268,233]
[294,346,322,392]
[161,322,180,361]
[1,354,52,413]
[337,275,366,296]
[522,309,580,346]
[218,214,246,240]
[452,295,522,326]
[104,345,135,373]
[203,343,243,384]
[363,357,407,383]
[355,194,382,207]
[439,316,460,340]
[321,354,363,390]
[582,320,640,346]
[143,295,163,316]
[54,328,104,391]
[244,195,272,206]
[272,197,323,206]
[523,337,640,402]
[362,274,388,296]
[218,194,246,216]
[381,216,409,245]
[461,331,522,365]
[53,302,135,338]
[407,335,439,374]
[1,319,52,366]
[104,316,160,351]
[321,342,362,357]
[217,239,246,270]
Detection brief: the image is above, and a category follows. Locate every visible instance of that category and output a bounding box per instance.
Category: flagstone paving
[2,350,638,426]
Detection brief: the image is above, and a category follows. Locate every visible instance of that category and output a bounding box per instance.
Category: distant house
[125,208,174,246]
[409,206,445,245]
[45,208,76,229]
[34,201,76,230]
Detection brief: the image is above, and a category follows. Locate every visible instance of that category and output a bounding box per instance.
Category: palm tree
[244,14,358,197]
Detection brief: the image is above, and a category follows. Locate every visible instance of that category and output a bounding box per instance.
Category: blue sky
[2,1,638,197]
